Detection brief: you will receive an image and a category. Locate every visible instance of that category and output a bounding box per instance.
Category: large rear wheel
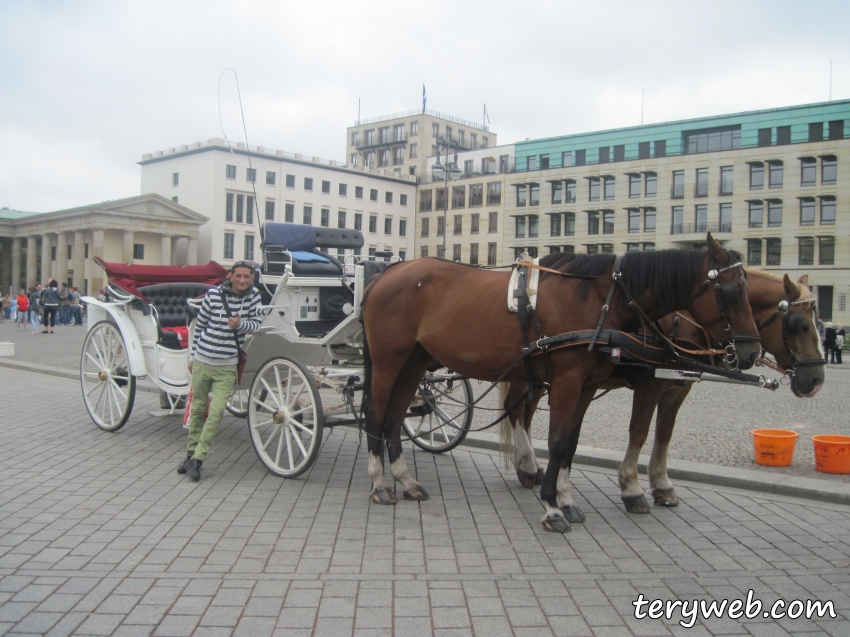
[226,388,250,418]
[248,357,323,478]
[80,321,136,431]
[403,370,473,453]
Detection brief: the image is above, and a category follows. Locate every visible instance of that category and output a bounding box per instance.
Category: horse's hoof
[535,467,545,485]
[652,489,679,507]
[542,513,571,533]
[622,494,651,514]
[560,505,586,524]
[403,486,430,501]
[516,469,536,489]
[371,488,397,505]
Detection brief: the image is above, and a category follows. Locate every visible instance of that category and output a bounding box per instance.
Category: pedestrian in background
[15,290,28,330]
[59,283,72,325]
[823,322,837,364]
[42,280,61,334]
[835,324,845,365]
[28,285,41,334]
[1,294,10,320]
[71,287,83,325]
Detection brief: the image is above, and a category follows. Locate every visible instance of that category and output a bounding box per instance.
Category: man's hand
[188,360,193,373]
[227,313,242,330]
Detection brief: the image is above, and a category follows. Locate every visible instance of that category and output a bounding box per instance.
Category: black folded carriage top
[261,223,366,276]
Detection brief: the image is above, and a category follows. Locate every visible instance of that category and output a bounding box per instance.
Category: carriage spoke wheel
[226,388,250,418]
[248,356,323,478]
[403,370,473,453]
[80,321,136,432]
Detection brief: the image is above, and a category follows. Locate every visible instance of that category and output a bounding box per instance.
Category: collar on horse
[756,297,826,374]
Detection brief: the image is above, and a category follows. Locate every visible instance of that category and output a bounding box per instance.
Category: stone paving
[1,367,849,636]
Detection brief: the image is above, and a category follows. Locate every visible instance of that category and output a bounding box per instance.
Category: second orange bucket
[751,429,799,467]
[812,435,850,474]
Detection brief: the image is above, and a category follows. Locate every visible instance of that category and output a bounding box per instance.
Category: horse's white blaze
[390,456,418,491]
[618,442,645,498]
[648,440,674,492]
[556,466,577,508]
[368,453,389,490]
[513,425,537,477]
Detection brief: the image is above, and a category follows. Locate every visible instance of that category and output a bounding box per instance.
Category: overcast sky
[2,0,849,212]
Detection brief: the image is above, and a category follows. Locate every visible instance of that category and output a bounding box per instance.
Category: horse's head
[687,233,761,370]
[758,274,826,397]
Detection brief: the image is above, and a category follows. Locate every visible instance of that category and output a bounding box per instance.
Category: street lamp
[432,135,462,258]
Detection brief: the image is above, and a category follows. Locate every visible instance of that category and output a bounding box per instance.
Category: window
[286,174,295,188]
[246,196,254,225]
[551,181,563,204]
[516,186,527,207]
[469,184,483,207]
[379,150,389,167]
[719,203,732,232]
[338,210,346,228]
[654,140,666,157]
[399,251,406,261]
[768,162,783,188]
[366,151,375,167]
[757,128,772,147]
[379,127,389,144]
[821,198,836,224]
[822,157,837,184]
[695,168,709,196]
[244,235,254,261]
[828,120,844,140]
[628,175,641,198]
[529,184,539,206]
[695,204,708,232]
[172,196,178,203]
[304,177,313,191]
[800,199,815,225]
[587,245,599,255]
[564,212,576,236]
[529,215,539,238]
[820,237,835,265]
[766,239,781,266]
[515,216,526,238]
[226,193,234,222]
[626,243,640,252]
[469,243,479,266]
[399,219,407,237]
[385,217,392,235]
[499,155,511,173]
[303,206,312,225]
[452,244,461,262]
[411,121,418,136]
[436,188,448,210]
[437,217,445,237]
[749,163,764,189]
[452,186,465,208]
[266,171,276,186]
[385,191,393,204]
[638,142,650,159]
[368,247,376,260]
[603,177,615,200]
[488,243,497,265]
[748,202,763,228]
[67,244,72,260]
[369,215,377,233]
[420,190,433,212]
[285,203,294,223]
[321,180,330,194]
[483,136,489,148]
[421,246,429,258]
[719,166,733,195]
[393,147,404,165]
[354,213,362,231]
[550,213,561,236]
[671,170,684,198]
[799,238,814,265]
[599,147,610,163]
[487,183,501,205]
[85,243,89,258]
[51,246,56,260]
[236,194,244,223]
[777,126,791,145]
[224,233,234,259]
[246,168,256,182]
[321,208,330,227]
[644,173,657,198]
[409,144,417,159]
[351,153,358,165]
[488,212,498,233]
[613,145,625,162]
[588,178,600,201]
[226,165,236,179]
[540,154,550,169]
[400,194,408,206]
[527,156,538,170]
[562,151,573,167]
[470,213,479,234]
[265,200,275,221]
[644,208,656,232]
[747,239,762,266]
[684,126,742,153]
[672,206,684,233]
[628,209,641,233]
[809,122,824,142]
[130,243,143,260]
[370,189,378,202]
[172,172,179,186]
[351,131,360,146]
[602,211,614,234]
[421,218,429,238]
[767,201,782,227]
[587,211,599,235]
[801,158,817,186]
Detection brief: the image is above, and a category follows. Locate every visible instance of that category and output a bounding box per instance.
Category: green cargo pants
[187,360,237,461]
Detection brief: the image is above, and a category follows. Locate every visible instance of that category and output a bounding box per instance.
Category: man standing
[59,283,71,325]
[835,324,845,365]
[179,262,261,481]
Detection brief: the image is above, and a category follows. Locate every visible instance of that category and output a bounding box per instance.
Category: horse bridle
[756,297,827,376]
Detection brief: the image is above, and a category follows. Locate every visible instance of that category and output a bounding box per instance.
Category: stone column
[90,230,105,294]
[123,231,135,264]
[55,231,69,285]
[0,239,11,294]
[40,234,52,284]
[160,235,172,266]
[11,238,22,291]
[187,237,198,265]
[26,236,38,288]
[172,236,183,266]
[73,231,85,288]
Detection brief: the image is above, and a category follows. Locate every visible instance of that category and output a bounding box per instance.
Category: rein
[756,297,827,374]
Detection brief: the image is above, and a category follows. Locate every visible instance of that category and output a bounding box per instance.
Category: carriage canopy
[94,257,228,301]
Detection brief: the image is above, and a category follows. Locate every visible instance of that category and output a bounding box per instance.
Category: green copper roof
[0,208,44,221]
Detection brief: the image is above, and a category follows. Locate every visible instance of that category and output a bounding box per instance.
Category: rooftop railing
[353,108,490,131]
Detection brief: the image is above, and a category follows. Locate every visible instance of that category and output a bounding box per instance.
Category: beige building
[0,194,207,295]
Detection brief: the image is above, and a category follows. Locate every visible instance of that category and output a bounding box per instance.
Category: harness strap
[587,255,622,352]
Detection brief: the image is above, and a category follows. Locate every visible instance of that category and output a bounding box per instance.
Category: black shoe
[177,452,194,474]
[187,457,203,481]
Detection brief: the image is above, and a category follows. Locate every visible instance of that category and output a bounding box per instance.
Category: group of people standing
[1,280,84,334]
[823,322,845,364]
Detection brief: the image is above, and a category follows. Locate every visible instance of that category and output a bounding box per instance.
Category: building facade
[502,100,850,324]
[140,140,417,266]
[0,194,207,296]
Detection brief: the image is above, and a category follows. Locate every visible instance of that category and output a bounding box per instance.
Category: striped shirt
[191,285,262,366]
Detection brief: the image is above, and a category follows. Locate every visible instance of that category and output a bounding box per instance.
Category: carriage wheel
[403,371,473,453]
[80,321,136,432]
[248,356,323,478]
[226,388,250,418]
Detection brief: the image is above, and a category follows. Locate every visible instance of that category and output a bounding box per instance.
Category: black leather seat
[137,283,215,327]
[261,223,365,277]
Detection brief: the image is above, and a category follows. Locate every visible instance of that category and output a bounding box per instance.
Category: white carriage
[79,225,474,478]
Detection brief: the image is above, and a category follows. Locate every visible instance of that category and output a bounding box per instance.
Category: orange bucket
[751,429,799,467]
[812,435,850,474]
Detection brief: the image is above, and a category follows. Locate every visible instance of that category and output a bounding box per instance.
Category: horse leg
[649,383,692,507]
[498,381,540,488]
[526,389,546,485]
[555,387,598,524]
[618,381,667,514]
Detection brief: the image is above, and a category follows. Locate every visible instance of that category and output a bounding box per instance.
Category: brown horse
[360,234,761,532]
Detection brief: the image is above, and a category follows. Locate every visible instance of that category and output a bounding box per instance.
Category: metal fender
[81,297,147,377]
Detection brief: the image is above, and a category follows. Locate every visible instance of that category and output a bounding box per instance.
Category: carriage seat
[138,282,215,349]
[261,222,365,277]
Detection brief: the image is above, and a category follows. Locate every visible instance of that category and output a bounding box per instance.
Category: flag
[422,85,427,114]
[484,104,490,126]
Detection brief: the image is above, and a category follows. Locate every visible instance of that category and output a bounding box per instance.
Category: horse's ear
[706,232,729,266]
[797,274,810,288]
[784,273,801,301]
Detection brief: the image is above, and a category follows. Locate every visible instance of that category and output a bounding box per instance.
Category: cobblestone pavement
[0,320,87,371]
[1,367,849,636]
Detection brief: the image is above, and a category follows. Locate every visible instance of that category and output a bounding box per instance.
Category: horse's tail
[497,381,514,470]
[361,324,373,422]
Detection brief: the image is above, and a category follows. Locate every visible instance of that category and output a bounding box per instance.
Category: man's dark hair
[230,260,254,274]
